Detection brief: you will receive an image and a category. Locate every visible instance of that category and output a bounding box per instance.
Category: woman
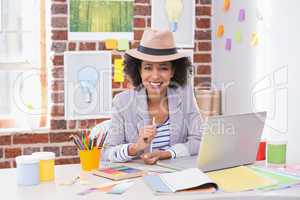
[103,28,203,164]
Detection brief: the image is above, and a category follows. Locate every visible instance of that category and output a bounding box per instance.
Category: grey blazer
[102,84,203,161]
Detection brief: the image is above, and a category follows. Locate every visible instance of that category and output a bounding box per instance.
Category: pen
[99,131,108,148]
[75,134,85,150]
[150,117,156,152]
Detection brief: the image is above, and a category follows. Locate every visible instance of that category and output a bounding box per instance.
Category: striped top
[150,118,171,151]
[112,118,177,162]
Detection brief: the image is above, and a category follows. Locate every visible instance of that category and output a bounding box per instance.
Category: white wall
[212,0,258,115]
[212,0,300,164]
[262,0,300,164]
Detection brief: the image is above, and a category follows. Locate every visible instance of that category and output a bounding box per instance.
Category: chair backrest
[89,120,112,145]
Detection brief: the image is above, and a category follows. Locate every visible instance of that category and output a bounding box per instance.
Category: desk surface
[1,161,300,200]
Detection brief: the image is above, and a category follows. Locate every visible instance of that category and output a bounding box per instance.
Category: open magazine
[143,168,218,193]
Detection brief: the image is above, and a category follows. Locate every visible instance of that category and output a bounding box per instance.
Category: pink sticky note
[225,38,231,51]
[238,9,246,22]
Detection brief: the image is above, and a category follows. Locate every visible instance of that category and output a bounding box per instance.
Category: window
[0,0,47,130]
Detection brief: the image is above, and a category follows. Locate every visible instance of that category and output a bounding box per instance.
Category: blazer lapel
[168,87,183,146]
[136,87,151,128]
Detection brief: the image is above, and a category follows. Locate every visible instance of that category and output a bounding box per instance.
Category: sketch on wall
[151,0,195,47]
[64,51,112,120]
[68,0,134,40]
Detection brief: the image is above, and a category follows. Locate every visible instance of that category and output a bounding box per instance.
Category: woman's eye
[144,65,152,70]
[160,65,169,70]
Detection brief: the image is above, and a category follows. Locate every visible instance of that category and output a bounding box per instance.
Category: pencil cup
[32,152,55,182]
[267,141,287,167]
[79,148,101,171]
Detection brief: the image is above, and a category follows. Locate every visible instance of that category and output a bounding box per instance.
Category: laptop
[156,112,267,172]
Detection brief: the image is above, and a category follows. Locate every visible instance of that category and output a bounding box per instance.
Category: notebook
[206,166,275,192]
[93,165,146,181]
[143,168,218,193]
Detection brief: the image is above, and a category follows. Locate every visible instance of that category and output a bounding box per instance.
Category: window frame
[0,0,47,130]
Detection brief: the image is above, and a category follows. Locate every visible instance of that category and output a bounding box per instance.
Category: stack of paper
[143,168,218,193]
[250,166,300,191]
[206,166,275,192]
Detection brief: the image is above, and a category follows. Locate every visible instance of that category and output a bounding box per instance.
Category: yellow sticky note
[206,166,274,192]
[117,39,129,51]
[223,0,230,11]
[105,39,118,49]
[250,32,259,47]
[216,25,224,38]
[235,30,242,43]
[114,58,124,82]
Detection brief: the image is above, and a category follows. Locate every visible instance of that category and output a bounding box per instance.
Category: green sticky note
[235,30,242,43]
[118,39,129,51]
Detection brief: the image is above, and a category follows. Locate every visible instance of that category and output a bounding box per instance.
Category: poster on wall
[64,51,112,120]
[68,0,134,40]
[151,0,195,48]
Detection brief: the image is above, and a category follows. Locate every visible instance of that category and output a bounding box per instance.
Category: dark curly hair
[123,54,192,89]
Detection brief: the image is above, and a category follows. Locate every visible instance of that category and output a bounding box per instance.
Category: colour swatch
[93,165,145,180]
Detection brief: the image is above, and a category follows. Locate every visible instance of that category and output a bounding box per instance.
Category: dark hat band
[137,45,178,56]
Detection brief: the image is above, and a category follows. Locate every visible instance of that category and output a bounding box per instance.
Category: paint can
[16,155,40,186]
[267,140,287,167]
[32,152,55,181]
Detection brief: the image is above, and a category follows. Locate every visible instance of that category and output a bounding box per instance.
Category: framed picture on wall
[68,0,134,40]
[64,51,112,120]
[151,0,195,48]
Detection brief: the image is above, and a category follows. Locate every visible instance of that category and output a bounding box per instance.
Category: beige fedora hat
[126,28,186,62]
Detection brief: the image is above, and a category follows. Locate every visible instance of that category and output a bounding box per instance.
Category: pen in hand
[143,117,156,144]
[150,117,156,152]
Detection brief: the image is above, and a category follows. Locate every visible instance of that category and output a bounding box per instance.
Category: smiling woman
[102,28,203,165]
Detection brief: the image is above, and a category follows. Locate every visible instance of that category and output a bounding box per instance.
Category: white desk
[1,162,300,200]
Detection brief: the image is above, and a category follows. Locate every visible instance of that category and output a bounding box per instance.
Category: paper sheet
[250,166,300,190]
[105,39,118,49]
[144,175,173,193]
[159,168,215,192]
[235,30,242,43]
[223,0,230,11]
[216,25,224,38]
[117,39,130,50]
[251,32,259,47]
[114,58,125,82]
[206,166,275,192]
[108,181,135,194]
[225,38,232,51]
[238,9,246,22]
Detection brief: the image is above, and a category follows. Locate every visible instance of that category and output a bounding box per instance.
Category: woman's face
[140,61,174,96]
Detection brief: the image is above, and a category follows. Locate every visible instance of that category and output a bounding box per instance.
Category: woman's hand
[140,150,172,165]
[137,125,156,151]
[128,125,156,156]
[140,151,161,165]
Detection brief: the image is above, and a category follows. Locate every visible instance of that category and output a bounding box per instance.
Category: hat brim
[125,49,186,62]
